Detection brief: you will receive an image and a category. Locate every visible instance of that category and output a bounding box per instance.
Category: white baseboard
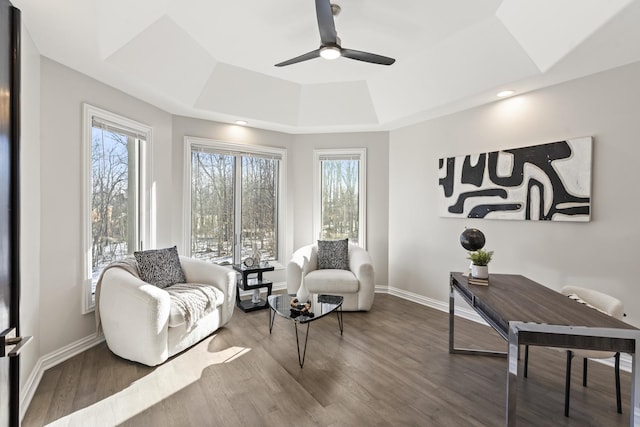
[379,285,486,325]
[20,333,105,420]
[378,285,633,373]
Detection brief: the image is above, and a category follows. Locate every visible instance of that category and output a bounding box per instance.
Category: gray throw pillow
[134,246,186,289]
[317,239,349,270]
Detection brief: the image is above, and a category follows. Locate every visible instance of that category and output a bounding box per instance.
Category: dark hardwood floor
[23,294,630,426]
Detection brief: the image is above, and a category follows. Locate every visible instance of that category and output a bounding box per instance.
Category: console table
[449,272,640,426]
[233,263,274,312]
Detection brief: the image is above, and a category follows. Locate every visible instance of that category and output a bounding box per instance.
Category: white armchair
[287,243,375,311]
[99,256,236,366]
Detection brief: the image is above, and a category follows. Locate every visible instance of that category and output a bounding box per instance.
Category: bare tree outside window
[321,159,360,243]
[83,105,151,313]
[190,150,279,264]
[241,157,278,261]
[191,152,235,263]
[91,128,139,281]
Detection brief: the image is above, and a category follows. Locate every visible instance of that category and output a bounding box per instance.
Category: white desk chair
[524,285,624,417]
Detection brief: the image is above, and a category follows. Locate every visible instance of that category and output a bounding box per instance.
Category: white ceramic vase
[471,264,489,279]
[296,277,310,302]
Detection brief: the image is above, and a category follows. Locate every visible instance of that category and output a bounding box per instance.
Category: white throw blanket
[94,257,140,334]
[166,283,221,330]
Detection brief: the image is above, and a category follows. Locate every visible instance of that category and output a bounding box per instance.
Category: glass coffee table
[268,293,343,368]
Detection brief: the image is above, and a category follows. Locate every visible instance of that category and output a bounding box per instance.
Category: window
[185,137,286,265]
[82,104,152,313]
[313,148,366,247]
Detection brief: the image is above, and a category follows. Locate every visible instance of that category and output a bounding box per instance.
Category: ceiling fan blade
[341,48,396,66]
[275,49,321,67]
[315,0,337,45]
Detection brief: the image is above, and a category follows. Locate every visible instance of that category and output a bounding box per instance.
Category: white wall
[19,24,41,392]
[38,58,174,355]
[389,61,640,326]
[291,132,389,288]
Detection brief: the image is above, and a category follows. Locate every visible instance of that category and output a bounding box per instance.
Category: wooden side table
[233,263,275,312]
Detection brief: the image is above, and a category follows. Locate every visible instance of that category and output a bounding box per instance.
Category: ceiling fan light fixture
[320,46,341,60]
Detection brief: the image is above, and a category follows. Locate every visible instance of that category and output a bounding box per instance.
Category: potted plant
[467,249,494,279]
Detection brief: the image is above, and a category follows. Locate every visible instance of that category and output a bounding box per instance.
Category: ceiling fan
[275,0,395,67]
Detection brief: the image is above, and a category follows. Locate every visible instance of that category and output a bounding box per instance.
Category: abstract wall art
[438,137,592,221]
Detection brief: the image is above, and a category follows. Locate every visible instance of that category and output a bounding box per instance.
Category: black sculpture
[460,228,485,251]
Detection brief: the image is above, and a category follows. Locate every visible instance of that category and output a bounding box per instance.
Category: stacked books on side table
[467,275,489,286]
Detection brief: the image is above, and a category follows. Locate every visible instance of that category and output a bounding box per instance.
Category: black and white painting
[438,137,592,221]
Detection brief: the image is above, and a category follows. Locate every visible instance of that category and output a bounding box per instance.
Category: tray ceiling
[13,0,640,133]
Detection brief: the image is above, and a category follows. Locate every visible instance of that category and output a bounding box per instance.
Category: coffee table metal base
[293,322,310,368]
[268,294,344,368]
[269,307,343,368]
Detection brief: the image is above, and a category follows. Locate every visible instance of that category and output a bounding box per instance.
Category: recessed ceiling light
[320,46,341,60]
[235,120,248,126]
[497,90,515,98]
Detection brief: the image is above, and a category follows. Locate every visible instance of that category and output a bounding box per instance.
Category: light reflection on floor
[45,339,250,426]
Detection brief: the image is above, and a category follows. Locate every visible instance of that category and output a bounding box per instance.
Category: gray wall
[291,132,390,288]
[169,119,391,287]
[38,58,174,356]
[27,43,640,386]
[20,25,41,392]
[27,60,391,375]
[389,61,640,326]
[22,25,640,415]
